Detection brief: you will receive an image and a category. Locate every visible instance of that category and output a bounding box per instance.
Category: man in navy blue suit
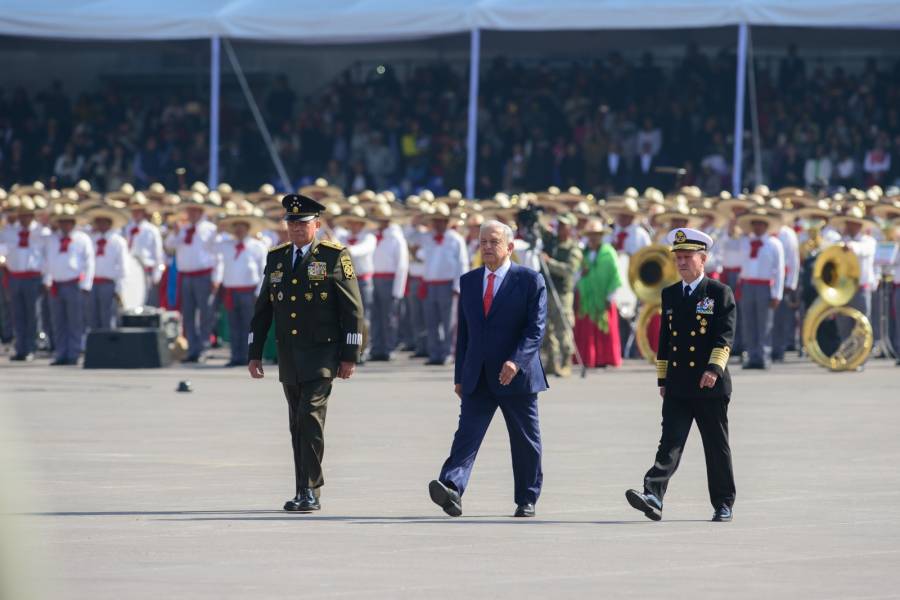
[429,220,549,518]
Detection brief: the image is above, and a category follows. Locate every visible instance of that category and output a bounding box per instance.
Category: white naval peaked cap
[666,227,713,252]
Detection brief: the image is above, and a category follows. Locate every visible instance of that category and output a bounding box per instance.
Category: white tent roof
[3,0,900,41]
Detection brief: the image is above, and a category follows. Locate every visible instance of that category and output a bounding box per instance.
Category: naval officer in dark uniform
[248,194,365,512]
[626,227,737,522]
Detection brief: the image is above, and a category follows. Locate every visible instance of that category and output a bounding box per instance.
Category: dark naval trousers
[439,369,543,506]
[643,393,736,510]
[283,378,331,496]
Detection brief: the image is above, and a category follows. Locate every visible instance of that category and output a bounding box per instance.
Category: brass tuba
[801,244,873,371]
[628,244,680,362]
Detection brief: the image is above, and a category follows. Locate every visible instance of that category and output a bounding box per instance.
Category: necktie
[614,231,628,251]
[749,239,763,258]
[434,233,445,245]
[129,226,140,248]
[59,236,72,253]
[235,241,245,259]
[483,273,496,316]
[184,226,196,245]
[18,229,29,248]
[684,285,692,299]
[96,238,107,256]
[293,248,302,270]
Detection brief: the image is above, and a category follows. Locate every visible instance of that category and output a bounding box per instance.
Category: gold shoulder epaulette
[269,242,291,253]
[318,239,344,251]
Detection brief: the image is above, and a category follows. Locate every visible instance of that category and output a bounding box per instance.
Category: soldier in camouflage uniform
[248,194,365,513]
[540,213,583,377]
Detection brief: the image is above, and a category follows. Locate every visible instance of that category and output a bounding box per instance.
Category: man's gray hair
[480,219,514,244]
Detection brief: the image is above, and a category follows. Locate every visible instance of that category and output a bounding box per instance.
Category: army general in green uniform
[248,194,365,513]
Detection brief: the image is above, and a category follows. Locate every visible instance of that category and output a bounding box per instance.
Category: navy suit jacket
[454,263,549,396]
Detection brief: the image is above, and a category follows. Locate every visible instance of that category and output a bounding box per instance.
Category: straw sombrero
[83,205,129,230]
[735,208,783,234]
[333,205,374,228]
[829,206,877,230]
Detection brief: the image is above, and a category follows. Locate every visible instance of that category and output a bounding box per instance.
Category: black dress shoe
[9,353,33,362]
[514,503,535,518]
[50,358,74,366]
[223,360,243,368]
[368,354,392,362]
[428,480,462,517]
[181,356,199,364]
[625,489,662,521]
[712,505,733,522]
[296,488,321,512]
[283,496,303,511]
[425,359,447,366]
[412,351,429,358]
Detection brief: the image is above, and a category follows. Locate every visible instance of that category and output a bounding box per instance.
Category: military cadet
[540,213,582,377]
[420,202,469,366]
[830,206,878,342]
[85,207,129,330]
[44,204,95,366]
[626,227,737,523]
[735,208,785,369]
[248,194,365,513]
[124,192,165,306]
[369,204,408,361]
[216,213,268,367]
[1,197,50,361]
[164,193,220,362]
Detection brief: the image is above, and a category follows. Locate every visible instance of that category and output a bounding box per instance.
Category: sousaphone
[629,244,680,362]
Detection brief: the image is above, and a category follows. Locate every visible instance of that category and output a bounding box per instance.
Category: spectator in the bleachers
[53,143,84,187]
[133,136,165,188]
[364,132,396,191]
[804,144,833,189]
[863,136,891,187]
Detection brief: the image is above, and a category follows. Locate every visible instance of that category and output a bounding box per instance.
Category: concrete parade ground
[1,351,899,599]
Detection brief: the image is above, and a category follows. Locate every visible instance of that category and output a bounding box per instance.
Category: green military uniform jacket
[249,238,365,383]
[656,277,736,399]
[542,236,583,296]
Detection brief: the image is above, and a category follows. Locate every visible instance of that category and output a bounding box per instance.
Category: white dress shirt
[738,234,785,300]
[844,232,877,289]
[682,273,705,296]
[339,231,376,278]
[164,218,218,273]
[610,222,652,256]
[92,231,128,294]
[483,258,512,296]
[124,218,164,283]
[217,236,267,291]
[372,224,409,298]
[777,225,801,290]
[44,229,95,291]
[404,226,427,278]
[0,221,50,274]
[420,229,469,293]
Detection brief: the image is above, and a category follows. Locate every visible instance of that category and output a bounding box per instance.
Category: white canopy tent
[4,0,900,194]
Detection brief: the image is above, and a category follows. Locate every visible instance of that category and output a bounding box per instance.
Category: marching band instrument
[802,244,874,371]
[628,244,680,362]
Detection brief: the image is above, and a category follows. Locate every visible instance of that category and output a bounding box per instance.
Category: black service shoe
[712,505,733,522]
[283,496,303,511]
[10,353,33,362]
[368,354,392,362]
[625,489,662,521]
[428,480,462,517]
[296,488,321,512]
[514,503,535,517]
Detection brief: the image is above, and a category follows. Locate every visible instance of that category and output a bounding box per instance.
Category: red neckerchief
[96,237,107,256]
[18,229,29,248]
[59,235,72,253]
[184,226,196,245]
[235,240,245,259]
[749,238,763,258]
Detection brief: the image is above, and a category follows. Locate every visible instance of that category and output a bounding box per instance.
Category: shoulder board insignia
[319,239,344,250]
[269,242,291,253]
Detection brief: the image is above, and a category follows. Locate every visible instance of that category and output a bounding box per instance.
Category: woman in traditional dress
[573,218,623,367]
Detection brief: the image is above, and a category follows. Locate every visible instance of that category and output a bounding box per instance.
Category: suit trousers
[439,369,543,506]
[643,392,736,509]
[283,378,332,495]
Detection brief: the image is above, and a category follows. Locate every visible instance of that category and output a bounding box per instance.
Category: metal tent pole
[732,22,748,196]
[208,36,221,189]
[464,28,481,198]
